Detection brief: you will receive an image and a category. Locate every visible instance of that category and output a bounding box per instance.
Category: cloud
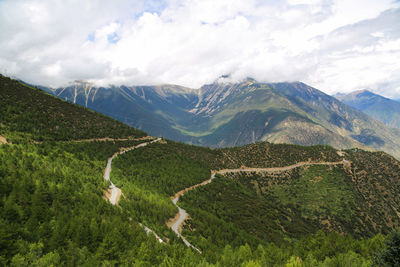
[309,8,400,98]
[0,0,399,98]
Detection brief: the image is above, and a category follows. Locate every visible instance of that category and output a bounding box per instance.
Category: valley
[2,0,400,264]
[1,75,399,266]
[2,0,400,265]
[43,79,400,160]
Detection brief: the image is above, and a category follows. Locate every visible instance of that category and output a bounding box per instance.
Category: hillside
[0,75,146,142]
[112,141,399,242]
[1,76,399,265]
[42,78,400,159]
[110,139,400,265]
[41,81,199,142]
[335,90,400,129]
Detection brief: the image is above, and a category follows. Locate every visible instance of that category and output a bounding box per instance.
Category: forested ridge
[1,76,399,266]
[0,75,146,143]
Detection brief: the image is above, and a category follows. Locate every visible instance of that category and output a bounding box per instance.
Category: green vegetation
[267,165,356,219]
[373,229,400,266]
[184,165,361,245]
[179,149,399,248]
[228,165,360,232]
[111,142,211,234]
[1,76,399,265]
[44,77,400,159]
[0,75,145,142]
[0,141,170,266]
[113,142,211,196]
[180,175,313,248]
[111,140,400,263]
[220,142,341,168]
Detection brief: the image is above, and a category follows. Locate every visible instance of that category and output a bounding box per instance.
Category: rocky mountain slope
[335,89,400,129]
[41,81,198,141]
[42,78,400,159]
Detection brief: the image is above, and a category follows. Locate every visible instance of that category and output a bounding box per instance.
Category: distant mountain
[335,90,400,129]
[41,79,400,159]
[41,81,199,142]
[2,75,400,265]
[0,75,145,142]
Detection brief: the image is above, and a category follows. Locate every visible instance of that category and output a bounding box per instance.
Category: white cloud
[0,0,399,98]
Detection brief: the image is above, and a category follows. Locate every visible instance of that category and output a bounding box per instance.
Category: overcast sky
[1,0,399,97]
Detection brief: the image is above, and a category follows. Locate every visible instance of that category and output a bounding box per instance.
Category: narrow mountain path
[32,136,153,144]
[215,160,350,175]
[167,159,351,251]
[103,137,164,243]
[167,173,217,253]
[69,136,154,143]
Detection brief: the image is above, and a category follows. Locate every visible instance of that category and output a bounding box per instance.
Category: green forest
[1,75,399,266]
[0,76,145,143]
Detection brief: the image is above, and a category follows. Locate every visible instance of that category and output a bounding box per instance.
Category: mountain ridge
[34,78,400,159]
[335,89,400,129]
[1,74,399,265]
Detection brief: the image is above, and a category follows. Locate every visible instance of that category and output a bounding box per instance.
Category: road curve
[168,173,216,253]
[139,223,164,243]
[103,137,164,242]
[168,159,350,252]
[103,138,162,205]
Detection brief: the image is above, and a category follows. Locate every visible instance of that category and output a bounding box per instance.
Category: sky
[0,0,400,98]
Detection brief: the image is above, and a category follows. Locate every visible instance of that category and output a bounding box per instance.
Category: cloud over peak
[0,0,399,97]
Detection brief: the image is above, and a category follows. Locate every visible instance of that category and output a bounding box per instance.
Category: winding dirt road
[104,138,350,252]
[167,159,350,251]
[70,136,154,143]
[103,137,164,242]
[215,160,349,175]
[103,137,162,205]
[167,173,216,253]
[31,136,153,144]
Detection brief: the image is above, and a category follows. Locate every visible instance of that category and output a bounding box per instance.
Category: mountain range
[42,78,400,159]
[1,74,400,265]
[335,90,400,129]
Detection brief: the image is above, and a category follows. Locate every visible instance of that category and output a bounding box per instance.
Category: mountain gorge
[44,78,400,159]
